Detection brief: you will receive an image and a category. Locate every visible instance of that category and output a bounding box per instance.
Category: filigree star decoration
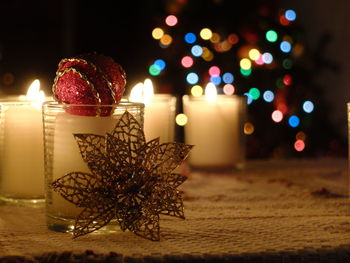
[51,111,193,241]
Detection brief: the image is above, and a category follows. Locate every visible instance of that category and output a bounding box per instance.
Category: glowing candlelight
[129,79,176,142]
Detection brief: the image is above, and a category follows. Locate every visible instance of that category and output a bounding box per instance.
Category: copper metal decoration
[51,111,193,241]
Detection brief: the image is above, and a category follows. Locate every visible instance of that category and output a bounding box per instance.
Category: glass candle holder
[143,94,176,143]
[42,101,144,233]
[0,99,45,206]
[183,95,246,170]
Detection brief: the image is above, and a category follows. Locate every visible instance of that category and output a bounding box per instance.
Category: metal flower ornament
[51,111,193,241]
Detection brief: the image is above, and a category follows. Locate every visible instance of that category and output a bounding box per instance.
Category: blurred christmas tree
[146,0,344,158]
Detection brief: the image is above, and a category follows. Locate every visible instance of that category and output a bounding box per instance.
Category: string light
[186,72,199,85]
[266,30,278,42]
[288,115,300,128]
[176,113,188,126]
[191,85,203,97]
[200,28,213,40]
[181,56,194,68]
[222,72,234,84]
[294,139,305,152]
[285,9,296,21]
[223,84,234,95]
[263,90,274,102]
[191,45,203,57]
[152,28,164,39]
[184,32,197,44]
[303,100,314,113]
[165,15,178,26]
[272,110,283,122]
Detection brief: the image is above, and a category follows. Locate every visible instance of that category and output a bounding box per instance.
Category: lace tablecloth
[1,158,350,262]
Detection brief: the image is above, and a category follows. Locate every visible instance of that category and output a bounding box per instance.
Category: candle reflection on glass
[0,80,46,205]
[129,79,176,143]
[183,82,246,170]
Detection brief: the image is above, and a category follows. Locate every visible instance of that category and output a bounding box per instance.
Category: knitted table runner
[1,159,349,262]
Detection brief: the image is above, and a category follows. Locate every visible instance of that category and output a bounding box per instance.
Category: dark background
[0,0,348,158]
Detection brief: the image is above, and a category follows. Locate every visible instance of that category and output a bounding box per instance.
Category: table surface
[1,158,350,262]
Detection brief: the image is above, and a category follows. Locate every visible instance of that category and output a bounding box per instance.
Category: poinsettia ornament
[51,111,193,241]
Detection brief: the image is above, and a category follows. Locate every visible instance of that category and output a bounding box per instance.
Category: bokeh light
[294,139,305,152]
[186,72,199,85]
[296,131,307,141]
[210,75,221,86]
[191,45,203,57]
[280,41,292,53]
[200,28,213,40]
[154,59,166,71]
[283,74,292,86]
[249,87,260,100]
[240,68,252,76]
[288,115,300,128]
[209,66,220,76]
[160,34,173,46]
[303,100,314,113]
[223,84,235,95]
[222,72,234,84]
[165,15,178,26]
[282,58,293,69]
[263,90,274,102]
[210,33,221,43]
[149,64,161,76]
[266,30,278,42]
[228,34,239,44]
[181,56,194,68]
[191,85,203,97]
[285,9,296,21]
[240,58,252,70]
[244,93,253,104]
[176,113,188,126]
[244,122,255,135]
[255,55,264,65]
[184,32,197,44]
[152,27,164,40]
[262,52,273,64]
[248,49,260,61]
[272,110,283,122]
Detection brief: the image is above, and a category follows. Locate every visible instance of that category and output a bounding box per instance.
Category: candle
[0,80,46,205]
[42,102,144,232]
[183,83,246,170]
[129,79,176,143]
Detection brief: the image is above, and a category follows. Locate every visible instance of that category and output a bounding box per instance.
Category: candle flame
[26,79,45,103]
[205,82,217,102]
[129,78,154,106]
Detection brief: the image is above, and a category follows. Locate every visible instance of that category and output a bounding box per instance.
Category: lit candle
[183,83,246,170]
[129,79,176,142]
[0,80,46,204]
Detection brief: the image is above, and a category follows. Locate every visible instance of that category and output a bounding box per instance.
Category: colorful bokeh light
[184,32,196,44]
[240,68,252,76]
[288,115,300,128]
[285,9,296,21]
[181,56,194,68]
[191,85,203,97]
[160,34,173,46]
[249,49,260,61]
[149,64,161,76]
[240,58,252,70]
[222,72,234,84]
[210,75,221,86]
[272,110,283,122]
[262,52,273,64]
[249,87,260,100]
[223,84,235,95]
[266,30,278,42]
[244,93,253,104]
[200,28,213,40]
[280,41,292,53]
[176,113,188,126]
[191,45,203,57]
[263,90,274,102]
[186,72,199,85]
[209,66,220,76]
[303,100,314,113]
[154,59,166,71]
[244,122,255,135]
[294,139,305,152]
[283,74,292,86]
[152,27,164,40]
[165,15,178,26]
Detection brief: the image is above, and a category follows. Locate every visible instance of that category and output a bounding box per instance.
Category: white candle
[0,80,46,202]
[43,102,144,231]
[48,113,116,219]
[129,79,176,143]
[183,83,246,169]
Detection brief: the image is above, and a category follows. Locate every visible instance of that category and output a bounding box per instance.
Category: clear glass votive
[42,101,144,233]
[183,95,247,170]
[0,100,45,206]
[143,94,176,143]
